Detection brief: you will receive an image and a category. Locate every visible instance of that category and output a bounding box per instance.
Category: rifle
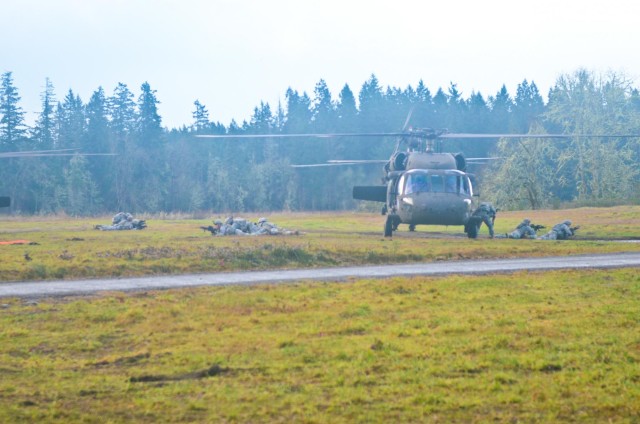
[531,224,546,232]
[570,225,581,234]
[200,225,219,235]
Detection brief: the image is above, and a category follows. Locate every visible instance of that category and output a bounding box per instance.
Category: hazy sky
[3,0,639,129]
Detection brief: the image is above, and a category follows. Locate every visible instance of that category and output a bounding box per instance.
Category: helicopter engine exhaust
[389,152,407,171]
[454,153,467,171]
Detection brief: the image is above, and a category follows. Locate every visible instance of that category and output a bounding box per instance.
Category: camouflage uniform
[257,217,280,235]
[507,219,537,239]
[96,212,146,231]
[538,220,574,240]
[470,202,497,238]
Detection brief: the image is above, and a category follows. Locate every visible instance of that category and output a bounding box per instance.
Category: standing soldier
[466,202,497,238]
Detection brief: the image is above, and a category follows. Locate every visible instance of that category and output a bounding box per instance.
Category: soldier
[495,218,537,239]
[217,218,234,236]
[231,218,249,233]
[468,202,497,238]
[538,220,576,240]
[96,212,145,230]
[257,217,280,235]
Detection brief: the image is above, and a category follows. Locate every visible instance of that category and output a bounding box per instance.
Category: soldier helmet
[258,217,267,224]
[523,219,531,225]
[214,219,223,225]
[563,220,572,226]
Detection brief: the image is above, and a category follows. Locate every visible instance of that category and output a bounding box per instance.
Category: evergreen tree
[192,100,210,132]
[249,101,273,133]
[108,83,137,210]
[136,81,162,146]
[488,85,513,132]
[414,79,434,125]
[109,82,136,143]
[86,87,114,203]
[0,71,27,149]
[432,87,449,128]
[31,78,56,148]
[336,84,357,127]
[284,88,311,133]
[512,80,544,132]
[447,82,467,131]
[56,89,85,149]
[86,87,110,152]
[311,79,335,131]
[358,74,385,130]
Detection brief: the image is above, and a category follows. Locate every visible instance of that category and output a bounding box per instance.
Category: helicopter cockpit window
[404,171,471,196]
[444,175,458,193]
[431,175,444,192]
[405,172,431,194]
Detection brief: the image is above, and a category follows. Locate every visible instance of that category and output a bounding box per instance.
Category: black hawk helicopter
[197,129,636,238]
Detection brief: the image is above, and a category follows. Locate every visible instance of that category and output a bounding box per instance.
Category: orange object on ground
[0,240,30,245]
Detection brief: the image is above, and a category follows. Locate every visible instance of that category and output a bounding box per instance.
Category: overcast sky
[3,0,639,129]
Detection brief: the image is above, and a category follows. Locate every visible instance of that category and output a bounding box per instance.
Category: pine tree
[512,80,544,132]
[192,100,210,132]
[109,82,136,143]
[311,79,335,131]
[31,78,56,148]
[137,81,162,146]
[0,71,27,149]
[488,85,513,132]
[56,89,85,149]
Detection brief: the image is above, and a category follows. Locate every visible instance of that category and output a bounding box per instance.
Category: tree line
[1,69,639,215]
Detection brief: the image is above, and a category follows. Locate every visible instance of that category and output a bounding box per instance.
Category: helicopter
[197,129,637,238]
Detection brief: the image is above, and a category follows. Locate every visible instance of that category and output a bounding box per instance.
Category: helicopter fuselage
[353,151,477,235]
[392,168,474,226]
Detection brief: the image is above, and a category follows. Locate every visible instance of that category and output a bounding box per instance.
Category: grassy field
[0,206,639,422]
[0,269,639,422]
[0,206,639,282]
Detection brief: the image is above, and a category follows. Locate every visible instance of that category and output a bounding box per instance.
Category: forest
[1,69,639,215]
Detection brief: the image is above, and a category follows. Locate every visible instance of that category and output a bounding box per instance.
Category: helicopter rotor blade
[402,106,414,132]
[198,132,640,141]
[0,149,117,159]
[292,159,388,168]
[196,133,406,139]
[440,133,640,139]
[291,163,365,168]
[326,159,388,164]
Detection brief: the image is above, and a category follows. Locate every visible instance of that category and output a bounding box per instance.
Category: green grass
[0,269,639,422]
[1,206,639,282]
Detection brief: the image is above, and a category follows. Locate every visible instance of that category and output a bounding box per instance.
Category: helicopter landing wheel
[384,215,393,237]
[409,224,416,232]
